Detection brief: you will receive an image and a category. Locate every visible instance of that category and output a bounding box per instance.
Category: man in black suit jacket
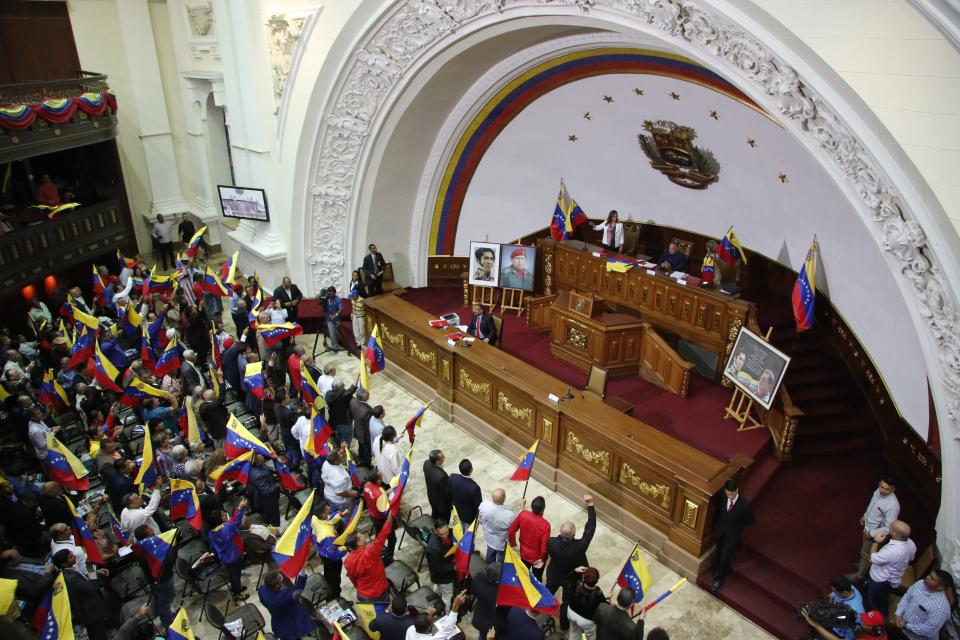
[712,478,755,591]
[422,449,451,520]
[272,276,304,322]
[467,303,497,345]
[448,459,483,526]
[362,243,386,296]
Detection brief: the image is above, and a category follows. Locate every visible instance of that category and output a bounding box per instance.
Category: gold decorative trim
[567,326,588,351]
[541,418,553,444]
[409,339,437,368]
[440,358,450,382]
[720,316,744,388]
[543,247,554,296]
[457,368,491,403]
[497,392,534,429]
[565,432,609,473]
[682,499,699,529]
[380,323,404,348]
[462,277,470,306]
[619,462,671,509]
[680,369,690,398]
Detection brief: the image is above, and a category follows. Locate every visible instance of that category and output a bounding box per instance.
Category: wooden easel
[471,285,495,307]
[500,287,525,316]
[723,326,772,432]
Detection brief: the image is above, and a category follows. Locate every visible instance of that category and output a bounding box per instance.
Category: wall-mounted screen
[218,185,270,222]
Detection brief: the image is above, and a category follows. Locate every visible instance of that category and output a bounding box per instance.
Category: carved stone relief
[187,3,214,38]
[266,13,308,107]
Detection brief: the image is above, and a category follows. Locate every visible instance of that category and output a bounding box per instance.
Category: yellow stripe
[275,490,314,555]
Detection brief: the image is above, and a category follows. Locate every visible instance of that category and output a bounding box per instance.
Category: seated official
[657,241,688,272]
[467,303,497,345]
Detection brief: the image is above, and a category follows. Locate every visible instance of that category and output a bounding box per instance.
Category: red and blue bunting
[0,90,118,131]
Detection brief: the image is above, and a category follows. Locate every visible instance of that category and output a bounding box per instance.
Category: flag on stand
[792,238,818,332]
[166,607,196,640]
[717,226,748,267]
[169,479,203,530]
[272,490,315,579]
[258,323,304,347]
[225,413,272,459]
[46,434,89,491]
[497,544,559,614]
[134,423,158,487]
[243,362,265,399]
[273,457,304,492]
[616,542,653,602]
[511,440,539,481]
[184,226,207,259]
[93,340,123,392]
[404,402,431,444]
[121,378,166,406]
[209,450,253,491]
[132,528,177,580]
[65,495,104,565]
[35,572,73,640]
[154,336,182,378]
[549,179,588,241]
[366,325,385,373]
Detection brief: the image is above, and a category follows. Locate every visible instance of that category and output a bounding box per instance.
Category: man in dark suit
[422,449,451,520]
[712,478,755,591]
[369,594,415,639]
[362,243,386,296]
[272,276,303,322]
[350,387,374,467]
[546,494,596,618]
[467,303,497,345]
[448,459,482,526]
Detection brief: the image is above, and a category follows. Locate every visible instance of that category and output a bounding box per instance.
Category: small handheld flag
[93,339,123,392]
[639,577,687,615]
[454,515,478,582]
[202,266,230,297]
[167,607,196,640]
[258,322,304,347]
[616,542,653,603]
[209,450,253,491]
[304,409,333,461]
[154,336,182,378]
[511,440,539,481]
[365,325,385,373]
[46,433,90,491]
[300,362,325,411]
[132,528,178,580]
[404,402,431,444]
[121,378,166,407]
[169,479,203,531]
[497,544,559,614]
[65,495,104,565]
[792,238,818,332]
[134,423,158,487]
[225,413,272,459]
[272,489,315,579]
[185,226,207,259]
[243,361,265,399]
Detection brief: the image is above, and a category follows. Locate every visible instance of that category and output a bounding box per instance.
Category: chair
[622,221,641,255]
[107,560,150,602]
[243,546,274,589]
[468,551,488,580]
[584,365,609,400]
[302,573,336,607]
[671,237,693,256]
[405,586,445,616]
[175,555,230,621]
[491,314,504,349]
[385,560,420,594]
[204,601,266,640]
[396,506,433,571]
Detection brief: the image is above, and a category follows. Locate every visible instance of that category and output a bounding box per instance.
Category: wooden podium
[549,290,645,378]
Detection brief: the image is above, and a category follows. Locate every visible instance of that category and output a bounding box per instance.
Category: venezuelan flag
[179,397,206,444]
[354,601,390,639]
[108,506,129,546]
[311,516,341,560]
[454,515,477,582]
[273,457,304,492]
[359,349,370,392]
[59,297,75,324]
[132,528,177,580]
[792,238,817,332]
[169,479,203,531]
[46,434,89,491]
[225,413,272,459]
[202,266,230,296]
[510,440,539,481]
[117,250,140,270]
[242,362,265,399]
[303,409,333,460]
[497,544,559,614]
[208,363,221,397]
[39,369,68,411]
[378,447,413,516]
[118,302,143,339]
[92,265,110,307]
[167,607,196,640]
[300,362,325,411]
[144,267,174,295]
[65,495,104,565]
[209,450,253,491]
[121,378,166,407]
[258,322,304,347]
[403,402,431,444]
[57,319,73,348]
[72,305,100,332]
[250,272,263,313]
[366,325,385,373]
[134,423,158,487]
[185,226,207,259]
[549,179,588,241]
[140,325,157,372]
[67,326,95,369]
[717,226,748,267]
[154,336,182,378]
[272,489,315,579]
[219,250,238,284]
[210,331,223,370]
[701,254,717,284]
[343,447,362,488]
[616,542,653,602]
[93,340,123,392]
[37,572,73,640]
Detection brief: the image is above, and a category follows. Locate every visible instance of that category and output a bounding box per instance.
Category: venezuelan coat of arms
[637,120,720,190]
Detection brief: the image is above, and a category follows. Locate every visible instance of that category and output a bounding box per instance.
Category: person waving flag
[225,413,272,459]
[272,490,315,579]
[184,225,207,259]
[209,451,254,491]
[616,542,653,602]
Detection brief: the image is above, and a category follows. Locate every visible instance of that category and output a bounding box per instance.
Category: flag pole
[521,465,532,501]
[610,542,640,599]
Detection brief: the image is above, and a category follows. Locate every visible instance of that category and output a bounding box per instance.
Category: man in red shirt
[508,495,551,581]
[287,345,304,397]
[362,470,396,565]
[344,511,396,601]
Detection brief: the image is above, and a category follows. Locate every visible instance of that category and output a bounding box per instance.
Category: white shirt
[375,439,404,482]
[318,374,335,397]
[368,416,385,444]
[120,490,161,535]
[321,461,352,508]
[404,610,459,639]
[869,537,916,586]
[291,415,311,455]
[151,219,176,243]
[29,420,50,460]
[592,221,624,248]
[267,307,288,324]
[51,536,90,575]
[3,359,25,379]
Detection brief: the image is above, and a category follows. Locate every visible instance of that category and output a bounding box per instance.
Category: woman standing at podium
[593,210,624,253]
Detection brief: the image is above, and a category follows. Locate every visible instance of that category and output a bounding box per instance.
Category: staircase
[697,304,889,639]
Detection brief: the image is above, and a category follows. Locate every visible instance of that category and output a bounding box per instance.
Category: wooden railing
[0,71,108,102]
[640,324,695,398]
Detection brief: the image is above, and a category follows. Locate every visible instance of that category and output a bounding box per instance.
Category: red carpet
[401,286,770,464]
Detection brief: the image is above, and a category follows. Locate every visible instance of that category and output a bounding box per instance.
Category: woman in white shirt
[593,210,624,252]
[374,425,404,481]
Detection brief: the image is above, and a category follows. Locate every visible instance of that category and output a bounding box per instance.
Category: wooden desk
[549,290,645,378]
[364,293,751,572]
[539,238,752,380]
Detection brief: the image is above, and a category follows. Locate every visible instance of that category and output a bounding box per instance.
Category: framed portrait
[468,241,500,287]
[217,185,270,222]
[499,244,536,291]
[722,327,791,410]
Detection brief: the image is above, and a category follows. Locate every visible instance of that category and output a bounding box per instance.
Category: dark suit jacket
[422,460,451,519]
[362,252,386,281]
[325,385,357,426]
[593,603,644,640]
[470,572,508,635]
[62,569,107,625]
[506,606,545,639]
[712,494,755,551]
[545,505,596,590]
[448,473,482,526]
[369,611,414,640]
[272,284,304,321]
[199,398,229,440]
[220,345,242,390]
[181,360,203,395]
[349,398,373,445]
[467,313,497,345]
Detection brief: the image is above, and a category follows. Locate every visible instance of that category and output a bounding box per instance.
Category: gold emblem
[638,120,719,190]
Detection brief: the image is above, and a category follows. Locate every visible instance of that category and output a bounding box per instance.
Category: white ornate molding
[267,8,320,145]
[304,0,960,555]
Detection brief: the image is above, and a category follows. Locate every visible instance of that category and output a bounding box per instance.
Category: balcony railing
[0,70,109,103]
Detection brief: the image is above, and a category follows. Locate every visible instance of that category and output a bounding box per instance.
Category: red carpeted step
[734,550,823,608]
[742,452,780,500]
[695,571,812,640]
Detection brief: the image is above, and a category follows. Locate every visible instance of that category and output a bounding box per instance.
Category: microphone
[563,387,574,400]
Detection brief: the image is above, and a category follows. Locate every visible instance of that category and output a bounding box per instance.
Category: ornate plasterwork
[306,0,960,451]
[266,13,308,107]
[187,3,214,38]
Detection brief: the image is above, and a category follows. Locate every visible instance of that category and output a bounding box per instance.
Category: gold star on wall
[634,88,644,96]
[602,95,614,103]
[778,173,788,183]
[709,110,719,120]
[568,134,578,142]
[670,92,680,100]
[747,138,757,148]
[583,112,592,120]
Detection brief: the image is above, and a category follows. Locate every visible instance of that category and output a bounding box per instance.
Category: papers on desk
[646,269,657,276]
[669,271,688,279]
[457,324,468,333]
[640,261,656,269]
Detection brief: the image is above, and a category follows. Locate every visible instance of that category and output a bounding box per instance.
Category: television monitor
[217,185,270,222]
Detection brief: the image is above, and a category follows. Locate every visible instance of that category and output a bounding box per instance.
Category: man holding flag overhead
[131,524,178,627]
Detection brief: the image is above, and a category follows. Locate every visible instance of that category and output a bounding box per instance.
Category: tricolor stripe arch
[429,47,764,256]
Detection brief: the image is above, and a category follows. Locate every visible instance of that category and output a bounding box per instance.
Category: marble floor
[182,345,773,640]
